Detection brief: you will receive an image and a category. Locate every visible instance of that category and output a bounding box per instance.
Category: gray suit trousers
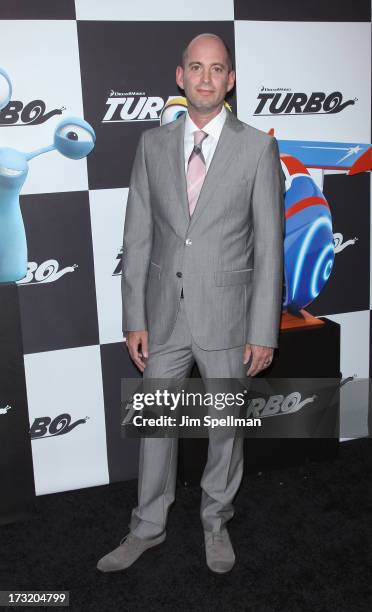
[129,297,248,539]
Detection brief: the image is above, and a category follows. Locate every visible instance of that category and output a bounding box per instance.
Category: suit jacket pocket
[214,268,253,286]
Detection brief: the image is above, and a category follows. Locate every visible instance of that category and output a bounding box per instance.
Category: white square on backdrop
[0,20,88,194]
[75,0,234,21]
[24,345,109,495]
[89,187,128,344]
[234,21,371,143]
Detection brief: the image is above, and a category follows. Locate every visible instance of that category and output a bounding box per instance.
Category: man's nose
[201,69,211,83]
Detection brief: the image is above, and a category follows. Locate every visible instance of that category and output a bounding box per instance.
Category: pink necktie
[186,130,208,216]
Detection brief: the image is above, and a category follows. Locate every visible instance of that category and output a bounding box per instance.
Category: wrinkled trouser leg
[129,298,248,538]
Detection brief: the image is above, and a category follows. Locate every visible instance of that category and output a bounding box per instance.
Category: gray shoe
[204,528,236,574]
[97,531,166,573]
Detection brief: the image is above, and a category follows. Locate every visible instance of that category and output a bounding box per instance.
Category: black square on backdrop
[18,191,99,354]
[233,0,371,22]
[370,310,372,378]
[77,20,236,190]
[100,342,141,483]
[0,0,76,19]
[308,172,370,317]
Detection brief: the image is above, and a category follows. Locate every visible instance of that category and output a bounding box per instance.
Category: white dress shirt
[184,105,227,174]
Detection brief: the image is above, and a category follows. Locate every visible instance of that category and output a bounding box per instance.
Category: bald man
[97,33,284,574]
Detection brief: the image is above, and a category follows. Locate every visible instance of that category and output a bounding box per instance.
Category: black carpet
[1,439,372,612]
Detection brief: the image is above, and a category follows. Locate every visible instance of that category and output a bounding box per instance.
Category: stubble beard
[186,90,225,115]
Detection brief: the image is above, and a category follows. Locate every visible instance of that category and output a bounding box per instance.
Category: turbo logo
[246,392,316,418]
[0,100,65,126]
[103,91,165,123]
[30,413,89,439]
[17,260,78,285]
[333,233,358,253]
[254,88,356,116]
[112,248,122,276]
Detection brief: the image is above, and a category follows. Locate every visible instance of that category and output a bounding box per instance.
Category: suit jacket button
[185,239,192,246]
[176,271,183,278]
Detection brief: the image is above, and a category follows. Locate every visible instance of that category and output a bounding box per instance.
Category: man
[97,33,284,574]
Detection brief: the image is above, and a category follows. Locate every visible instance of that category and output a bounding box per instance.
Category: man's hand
[125,330,149,373]
[243,343,274,376]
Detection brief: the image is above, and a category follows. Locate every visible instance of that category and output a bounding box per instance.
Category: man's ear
[175,65,184,89]
[227,70,236,94]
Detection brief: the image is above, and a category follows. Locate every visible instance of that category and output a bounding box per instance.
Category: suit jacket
[121,110,285,350]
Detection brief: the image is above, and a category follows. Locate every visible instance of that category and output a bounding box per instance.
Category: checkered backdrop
[0,0,370,495]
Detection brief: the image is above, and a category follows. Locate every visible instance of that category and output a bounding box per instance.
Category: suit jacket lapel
[165,114,190,228]
[189,110,242,229]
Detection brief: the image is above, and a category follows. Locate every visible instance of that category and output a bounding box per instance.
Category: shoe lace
[211,532,225,544]
[203,531,225,549]
[119,533,133,546]
[119,532,163,551]
[213,532,224,542]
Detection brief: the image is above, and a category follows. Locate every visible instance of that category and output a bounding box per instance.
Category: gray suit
[121,110,285,538]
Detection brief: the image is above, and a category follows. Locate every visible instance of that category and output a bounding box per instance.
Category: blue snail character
[281,154,335,313]
[0,68,95,283]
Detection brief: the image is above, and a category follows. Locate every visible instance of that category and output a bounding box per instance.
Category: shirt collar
[184,105,227,141]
